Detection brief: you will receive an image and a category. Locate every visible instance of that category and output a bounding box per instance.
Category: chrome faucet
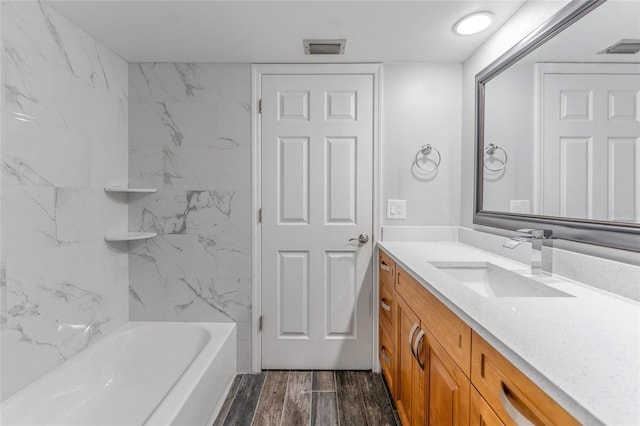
[503,229,553,276]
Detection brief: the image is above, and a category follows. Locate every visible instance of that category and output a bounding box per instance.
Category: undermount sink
[430,262,574,298]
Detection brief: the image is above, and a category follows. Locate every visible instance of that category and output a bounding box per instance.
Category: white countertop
[378,241,640,426]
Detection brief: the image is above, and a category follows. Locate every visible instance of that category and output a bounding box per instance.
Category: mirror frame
[474,0,640,253]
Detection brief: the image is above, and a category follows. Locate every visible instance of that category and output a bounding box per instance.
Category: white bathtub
[1,322,236,426]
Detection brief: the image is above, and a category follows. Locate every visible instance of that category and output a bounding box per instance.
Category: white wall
[0,1,129,399]
[383,63,462,226]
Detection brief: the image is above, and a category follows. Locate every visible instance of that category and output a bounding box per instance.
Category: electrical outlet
[387,199,407,219]
[510,200,531,214]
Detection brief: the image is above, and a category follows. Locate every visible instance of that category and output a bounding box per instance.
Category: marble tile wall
[128,63,252,371]
[0,1,129,399]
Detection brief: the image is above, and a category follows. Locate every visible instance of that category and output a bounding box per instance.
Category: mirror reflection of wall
[480,0,640,224]
[483,63,535,215]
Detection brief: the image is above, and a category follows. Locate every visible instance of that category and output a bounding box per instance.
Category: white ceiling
[46,0,526,63]
[523,0,640,64]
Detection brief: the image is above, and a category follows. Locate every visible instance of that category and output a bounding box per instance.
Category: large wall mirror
[475,0,640,252]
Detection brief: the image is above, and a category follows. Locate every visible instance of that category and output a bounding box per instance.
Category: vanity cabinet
[396,274,471,426]
[470,386,505,426]
[379,250,395,340]
[382,252,471,426]
[379,318,396,396]
[471,332,580,426]
[422,320,470,425]
[395,295,425,425]
[377,249,580,426]
[379,250,396,285]
[378,251,397,396]
[396,268,471,377]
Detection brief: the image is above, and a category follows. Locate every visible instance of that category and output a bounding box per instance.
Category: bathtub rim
[139,321,236,425]
[1,321,237,426]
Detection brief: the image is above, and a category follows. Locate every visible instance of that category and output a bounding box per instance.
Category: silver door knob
[349,233,369,244]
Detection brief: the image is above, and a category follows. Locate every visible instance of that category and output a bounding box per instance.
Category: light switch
[387,199,407,219]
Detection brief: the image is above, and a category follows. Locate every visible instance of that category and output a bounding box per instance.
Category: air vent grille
[601,39,640,55]
[303,39,346,55]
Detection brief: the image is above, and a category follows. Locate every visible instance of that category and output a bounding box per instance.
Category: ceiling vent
[600,39,640,55]
[303,39,346,55]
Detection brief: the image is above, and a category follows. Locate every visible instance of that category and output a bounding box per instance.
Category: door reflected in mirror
[475,0,640,251]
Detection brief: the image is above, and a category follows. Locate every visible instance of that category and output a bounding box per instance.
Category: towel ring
[484,143,508,172]
[414,144,441,173]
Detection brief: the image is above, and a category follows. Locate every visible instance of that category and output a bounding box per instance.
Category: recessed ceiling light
[453,12,493,36]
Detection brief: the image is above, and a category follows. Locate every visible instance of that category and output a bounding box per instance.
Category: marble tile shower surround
[128,63,252,371]
[0,1,129,399]
[382,226,640,301]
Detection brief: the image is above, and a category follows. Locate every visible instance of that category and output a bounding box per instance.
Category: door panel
[412,351,426,426]
[326,90,357,120]
[277,251,309,338]
[429,355,457,425]
[261,73,374,369]
[426,331,470,426]
[325,251,357,338]
[609,138,639,222]
[279,90,309,120]
[278,137,310,223]
[542,73,640,222]
[559,137,590,219]
[396,296,421,426]
[325,137,357,224]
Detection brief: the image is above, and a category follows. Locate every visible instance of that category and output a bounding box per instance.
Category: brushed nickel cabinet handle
[500,382,540,426]
[408,323,419,358]
[380,298,391,312]
[380,262,391,272]
[380,346,391,365]
[413,330,426,367]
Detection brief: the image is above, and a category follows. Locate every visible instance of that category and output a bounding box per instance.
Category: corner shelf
[104,186,157,193]
[103,185,158,243]
[104,232,157,242]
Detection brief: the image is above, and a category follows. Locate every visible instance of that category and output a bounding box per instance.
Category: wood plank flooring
[214,371,399,426]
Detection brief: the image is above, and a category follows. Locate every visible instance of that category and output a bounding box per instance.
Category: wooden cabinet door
[379,320,395,397]
[397,267,471,377]
[411,324,426,426]
[470,386,505,426]
[425,330,470,426]
[471,332,579,426]
[396,296,424,426]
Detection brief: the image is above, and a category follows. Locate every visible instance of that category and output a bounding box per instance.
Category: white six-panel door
[542,72,640,222]
[261,74,373,369]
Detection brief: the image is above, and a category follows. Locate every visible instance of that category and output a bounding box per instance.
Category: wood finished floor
[214,371,400,426]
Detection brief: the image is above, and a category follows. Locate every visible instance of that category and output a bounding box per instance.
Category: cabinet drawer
[396,266,471,377]
[379,321,395,397]
[471,332,579,426]
[379,278,394,334]
[379,250,396,288]
[470,385,505,426]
